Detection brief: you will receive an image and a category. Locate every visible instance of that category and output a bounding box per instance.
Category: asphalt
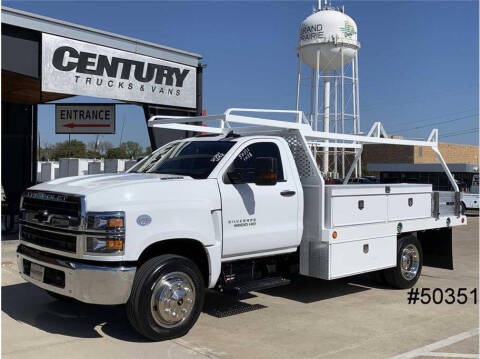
[2,216,479,359]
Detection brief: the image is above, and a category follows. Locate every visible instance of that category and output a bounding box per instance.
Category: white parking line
[420,353,479,358]
[391,328,479,359]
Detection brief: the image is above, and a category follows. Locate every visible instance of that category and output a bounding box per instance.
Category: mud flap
[418,228,453,270]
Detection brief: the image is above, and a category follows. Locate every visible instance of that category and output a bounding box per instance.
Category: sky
[4,0,479,149]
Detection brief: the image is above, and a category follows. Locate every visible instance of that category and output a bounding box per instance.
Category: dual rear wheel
[374,234,423,289]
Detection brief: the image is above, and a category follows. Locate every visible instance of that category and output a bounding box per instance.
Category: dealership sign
[55,104,115,134]
[42,34,196,108]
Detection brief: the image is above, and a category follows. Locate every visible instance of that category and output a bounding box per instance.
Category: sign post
[55,104,116,134]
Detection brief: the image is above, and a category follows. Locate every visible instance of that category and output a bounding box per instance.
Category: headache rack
[148,107,459,193]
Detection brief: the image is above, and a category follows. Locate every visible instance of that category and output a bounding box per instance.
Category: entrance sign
[55,104,115,134]
[42,34,197,108]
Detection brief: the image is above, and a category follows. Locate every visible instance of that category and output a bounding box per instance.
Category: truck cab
[16,108,467,341]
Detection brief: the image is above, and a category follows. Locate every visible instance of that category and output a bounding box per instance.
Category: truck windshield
[128,142,178,173]
[134,140,235,179]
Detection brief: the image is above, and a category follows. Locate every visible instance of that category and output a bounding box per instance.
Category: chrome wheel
[150,271,196,328]
[400,244,420,280]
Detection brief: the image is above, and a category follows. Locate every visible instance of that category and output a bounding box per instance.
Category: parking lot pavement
[2,216,479,359]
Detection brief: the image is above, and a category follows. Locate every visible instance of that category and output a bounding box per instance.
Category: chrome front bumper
[17,246,136,305]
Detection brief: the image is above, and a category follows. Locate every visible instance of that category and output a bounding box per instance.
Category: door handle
[280,190,296,197]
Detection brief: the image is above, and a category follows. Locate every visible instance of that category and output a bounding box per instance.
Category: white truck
[461,174,479,212]
[17,109,466,341]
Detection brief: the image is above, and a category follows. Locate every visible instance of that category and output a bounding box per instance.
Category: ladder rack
[148,108,458,192]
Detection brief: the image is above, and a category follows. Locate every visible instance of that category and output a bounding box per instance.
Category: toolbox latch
[358,200,364,210]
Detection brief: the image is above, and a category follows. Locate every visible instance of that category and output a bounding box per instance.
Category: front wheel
[126,254,205,341]
[383,234,423,289]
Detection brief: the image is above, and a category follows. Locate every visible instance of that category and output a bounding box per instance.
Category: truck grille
[20,225,77,253]
[22,191,82,217]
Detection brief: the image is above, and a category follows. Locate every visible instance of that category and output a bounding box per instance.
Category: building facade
[1,6,204,222]
[364,142,479,191]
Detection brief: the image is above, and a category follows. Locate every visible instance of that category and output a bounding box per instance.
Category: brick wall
[414,143,478,164]
[362,144,414,164]
[363,142,478,166]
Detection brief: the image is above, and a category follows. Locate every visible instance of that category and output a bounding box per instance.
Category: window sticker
[238,148,253,162]
[210,152,225,162]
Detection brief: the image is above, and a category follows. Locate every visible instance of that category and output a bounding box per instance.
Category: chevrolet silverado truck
[17,109,466,341]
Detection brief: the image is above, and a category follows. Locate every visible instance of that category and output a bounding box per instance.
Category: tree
[144,146,152,155]
[98,141,113,155]
[87,140,113,156]
[86,150,102,159]
[120,141,143,159]
[106,147,128,159]
[87,141,97,152]
[39,143,55,161]
[53,140,87,159]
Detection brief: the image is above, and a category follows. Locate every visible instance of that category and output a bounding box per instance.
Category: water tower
[295,1,361,178]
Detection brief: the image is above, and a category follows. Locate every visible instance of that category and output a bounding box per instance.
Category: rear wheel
[126,255,205,341]
[370,270,387,286]
[383,235,423,289]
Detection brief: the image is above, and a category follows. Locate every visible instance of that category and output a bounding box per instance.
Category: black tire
[383,234,423,289]
[45,290,75,301]
[126,254,205,341]
[370,270,387,286]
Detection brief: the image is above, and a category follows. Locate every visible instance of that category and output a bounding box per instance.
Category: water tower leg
[355,52,361,133]
[333,70,338,177]
[322,71,330,175]
[310,68,314,126]
[341,47,345,179]
[352,58,358,179]
[355,52,362,177]
[295,52,302,111]
[314,49,320,165]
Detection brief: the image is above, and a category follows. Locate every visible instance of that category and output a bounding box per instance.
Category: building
[364,142,479,191]
[1,6,204,221]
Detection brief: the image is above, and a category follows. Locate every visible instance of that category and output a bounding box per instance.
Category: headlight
[87,212,125,230]
[85,212,125,255]
[86,236,124,254]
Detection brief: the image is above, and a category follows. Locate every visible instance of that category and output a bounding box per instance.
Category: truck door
[218,139,300,258]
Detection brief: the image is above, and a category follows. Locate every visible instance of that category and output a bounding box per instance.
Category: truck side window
[231,142,284,183]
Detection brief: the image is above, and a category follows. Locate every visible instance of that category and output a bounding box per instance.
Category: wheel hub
[150,272,195,328]
[400,244,420,281]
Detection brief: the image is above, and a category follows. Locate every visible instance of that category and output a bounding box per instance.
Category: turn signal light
[86,237,124,254]
[332,231,337,239]
[107,240,124,250]
[107,218,124,228]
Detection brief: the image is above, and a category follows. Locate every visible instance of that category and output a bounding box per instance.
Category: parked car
[325,178,343,184]
[364,176,380,183]
[348,177,374,184]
